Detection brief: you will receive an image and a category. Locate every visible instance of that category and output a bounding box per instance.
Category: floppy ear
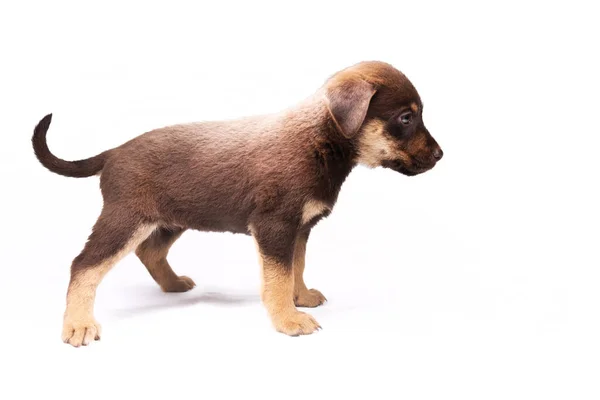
[325,79,376,138]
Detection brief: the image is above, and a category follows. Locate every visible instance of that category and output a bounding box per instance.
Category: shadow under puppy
[32,61,443,347]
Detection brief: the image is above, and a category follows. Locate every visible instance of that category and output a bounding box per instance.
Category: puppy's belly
[157,199,252,235]
[185,219,252,235]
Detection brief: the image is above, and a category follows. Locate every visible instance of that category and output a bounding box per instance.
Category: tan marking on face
[410,102,419,112]
[62,224,157,346]
[355,120,394,168]
[252,235,321,335]
[408,132,428,155]
[301,199,329,225]
[356,119,413,168]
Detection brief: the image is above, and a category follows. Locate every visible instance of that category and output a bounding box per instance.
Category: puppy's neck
[302,99,357,201]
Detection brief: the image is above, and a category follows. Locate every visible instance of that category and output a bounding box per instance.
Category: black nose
[433,148,444,161]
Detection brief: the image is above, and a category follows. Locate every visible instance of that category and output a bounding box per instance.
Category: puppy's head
[324,61,443,176]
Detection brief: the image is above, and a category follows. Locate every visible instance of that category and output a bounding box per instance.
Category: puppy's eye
[399,112,412,125]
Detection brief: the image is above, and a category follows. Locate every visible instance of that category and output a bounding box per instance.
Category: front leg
[252,221,321,336]
[293,230,327,308]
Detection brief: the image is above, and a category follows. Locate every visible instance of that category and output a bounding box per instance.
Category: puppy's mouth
[382,158,436,176]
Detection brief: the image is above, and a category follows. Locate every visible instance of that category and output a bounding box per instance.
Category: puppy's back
[98,114,297,231]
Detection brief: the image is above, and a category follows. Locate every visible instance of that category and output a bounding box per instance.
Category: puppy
[32,61,443,347]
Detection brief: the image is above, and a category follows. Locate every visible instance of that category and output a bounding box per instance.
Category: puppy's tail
[32,114,107,178]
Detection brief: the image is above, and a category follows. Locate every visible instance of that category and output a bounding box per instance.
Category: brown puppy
[32,61,443,347]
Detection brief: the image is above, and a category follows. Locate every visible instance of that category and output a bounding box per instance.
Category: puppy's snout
[433,147,444,161]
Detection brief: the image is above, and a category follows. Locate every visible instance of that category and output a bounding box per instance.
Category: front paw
[294,288,327,308]
[62,317,102,347]
[273,310,321,336]
[162,275,196,293]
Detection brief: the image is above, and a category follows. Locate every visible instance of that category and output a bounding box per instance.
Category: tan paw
[273,311,321,336]
[62,318,102,347]
[295,288,327,308]
[162,275,196,292]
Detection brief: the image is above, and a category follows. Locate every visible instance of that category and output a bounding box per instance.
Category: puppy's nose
[433,148,444,161]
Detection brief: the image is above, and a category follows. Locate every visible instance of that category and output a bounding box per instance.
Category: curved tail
[32,114,107,178]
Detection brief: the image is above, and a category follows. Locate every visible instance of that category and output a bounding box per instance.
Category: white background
[1,1,599,399]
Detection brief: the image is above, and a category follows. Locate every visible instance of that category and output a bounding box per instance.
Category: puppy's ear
[325,79,376,138]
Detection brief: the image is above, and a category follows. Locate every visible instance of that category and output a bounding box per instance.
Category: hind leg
[135,227,195,292]
[62,208,156,347]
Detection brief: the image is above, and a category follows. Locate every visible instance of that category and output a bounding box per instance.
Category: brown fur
[61,224,157,346]
[293,231,327,308]
[32,61,443,346]
[135,227,196,293]
[257,244,321,335]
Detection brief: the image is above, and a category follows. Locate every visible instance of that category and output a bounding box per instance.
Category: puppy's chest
[299,198,332,230]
